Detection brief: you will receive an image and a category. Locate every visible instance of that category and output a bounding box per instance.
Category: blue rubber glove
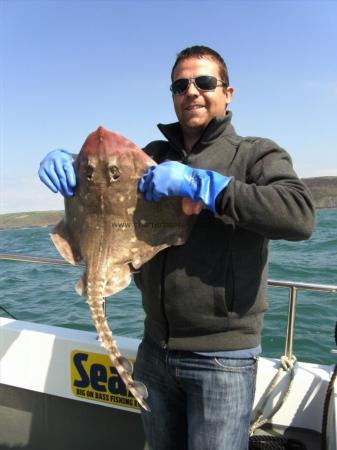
[138,161,232,213]
[38,149,77,197]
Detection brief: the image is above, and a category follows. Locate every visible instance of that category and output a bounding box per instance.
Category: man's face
[172,57,233,135]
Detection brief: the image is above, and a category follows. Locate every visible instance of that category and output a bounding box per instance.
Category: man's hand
[138,161,232,213]
[38,149,77,197]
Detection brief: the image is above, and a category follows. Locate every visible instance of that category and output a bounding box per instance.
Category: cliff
[302,176,337,209]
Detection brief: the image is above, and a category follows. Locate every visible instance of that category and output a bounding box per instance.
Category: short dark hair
[171,45,229,86]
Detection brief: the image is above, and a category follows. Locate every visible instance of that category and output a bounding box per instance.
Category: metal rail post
[285,286,297,360]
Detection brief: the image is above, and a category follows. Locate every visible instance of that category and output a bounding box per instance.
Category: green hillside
[0,210,63,230]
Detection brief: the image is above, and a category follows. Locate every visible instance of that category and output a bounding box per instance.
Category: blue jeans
[133,336,257,450]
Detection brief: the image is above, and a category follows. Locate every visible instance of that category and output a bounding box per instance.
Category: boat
[0,254,336,450]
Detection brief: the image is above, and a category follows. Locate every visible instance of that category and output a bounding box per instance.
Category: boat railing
[0,253,337,360]
[268,279,337,361]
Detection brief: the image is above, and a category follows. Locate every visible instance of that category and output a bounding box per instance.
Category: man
[39,45,315,449]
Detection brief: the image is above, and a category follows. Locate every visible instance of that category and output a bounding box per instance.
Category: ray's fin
[138,398,151,412]
[116,356,133,374]
[103,265,132,297]
[129,380,150,411]
[131,380,149,399]
[75,276,86,296]
[50,219,81,265]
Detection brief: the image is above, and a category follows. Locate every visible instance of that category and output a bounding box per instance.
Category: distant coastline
[1,177,336,229]
[302,177,337,209]
[0,210,63,230]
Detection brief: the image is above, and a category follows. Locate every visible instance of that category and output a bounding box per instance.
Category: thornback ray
[50,126,202,411]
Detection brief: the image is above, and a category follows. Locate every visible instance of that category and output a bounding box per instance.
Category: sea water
[0,209,336,365]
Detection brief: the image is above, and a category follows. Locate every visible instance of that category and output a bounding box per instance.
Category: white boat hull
[0,318,336,449]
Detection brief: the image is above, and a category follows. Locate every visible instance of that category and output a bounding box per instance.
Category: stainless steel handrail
[267,279,337,360]
[0,253,82,266]
[268,278,337,293]
[1,253,336,359]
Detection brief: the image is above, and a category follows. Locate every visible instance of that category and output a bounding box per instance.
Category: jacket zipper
[161,144,188,348]
[160,248,170,348]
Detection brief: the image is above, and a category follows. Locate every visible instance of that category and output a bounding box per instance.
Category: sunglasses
[170,76,227,96]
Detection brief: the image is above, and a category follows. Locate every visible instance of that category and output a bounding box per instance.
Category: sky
[1,0,336,213]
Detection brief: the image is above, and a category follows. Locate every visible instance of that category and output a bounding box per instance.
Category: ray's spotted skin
[50,127,201,411]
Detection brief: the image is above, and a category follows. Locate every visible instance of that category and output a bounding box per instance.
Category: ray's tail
[86,279,150,411]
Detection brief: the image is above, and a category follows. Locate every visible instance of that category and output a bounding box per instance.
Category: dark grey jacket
[134,112,315,351]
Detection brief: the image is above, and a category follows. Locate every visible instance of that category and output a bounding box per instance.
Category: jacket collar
[157,111,236,153]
